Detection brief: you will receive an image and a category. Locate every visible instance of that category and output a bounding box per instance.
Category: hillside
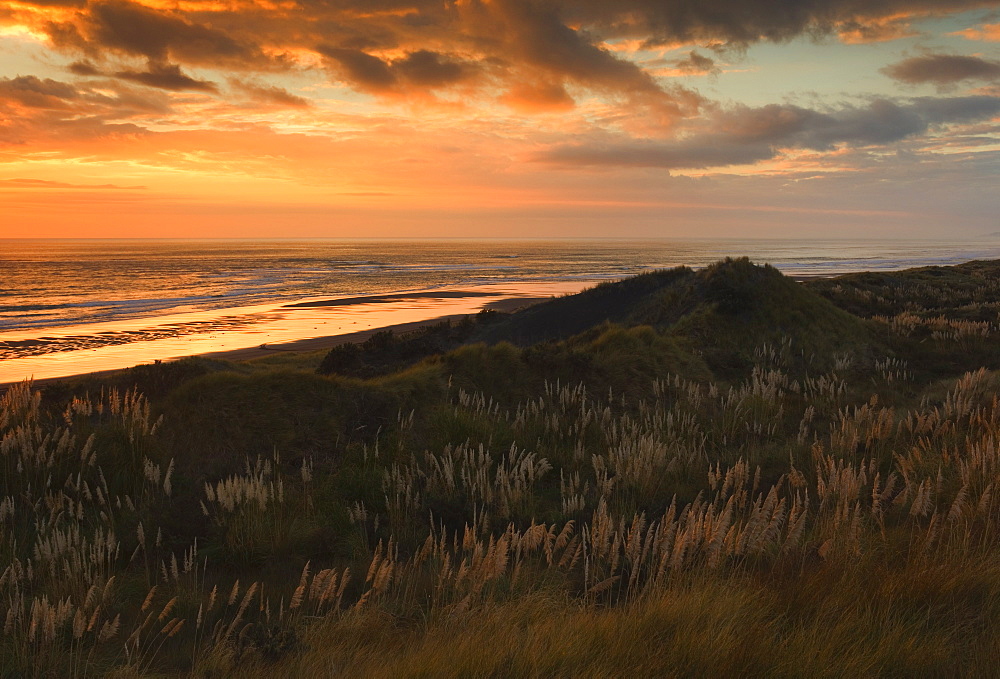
[805,259,1000,321]
[320,257,880,381]
[6,258,1000,677]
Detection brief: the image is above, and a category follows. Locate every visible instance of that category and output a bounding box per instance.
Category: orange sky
[1,0,999,237]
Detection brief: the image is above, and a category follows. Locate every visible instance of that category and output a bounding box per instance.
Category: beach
[6,237,1000,386]
[198,294,549,360]
[0,283,578,385]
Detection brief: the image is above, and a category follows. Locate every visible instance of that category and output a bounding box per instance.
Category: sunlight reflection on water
[0,281,589,383]
[4,237,1000,383]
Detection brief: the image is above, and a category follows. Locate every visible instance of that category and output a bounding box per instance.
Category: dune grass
[5,258,1000,676]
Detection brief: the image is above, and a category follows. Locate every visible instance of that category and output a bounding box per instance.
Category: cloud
[671,51,719,75]
[316,45,478,93]
[317,45,478,98]
[2,0,999,196]
[484,0,657,93]
[500,80,576,112]
[0,75,78,109]
[882,54,1000,88]
[393,50,469,87]
[6,0,990,121]
[10,0,85,6]
[0,178,145,189]
[7,0,701,123]
[952,22,1000,41]
[116,63,218,92]
[540,139,774,169]
[835,15,917,44]
[19,0,996,57]
[454,0,705,126]
[0,75,168,145]
[229,79,311,108]
[563,0,994,47]
[90,0,250,62]
[68,61,102,76]
[536,95,1000,169]
[317,46,398,92]
[44,0,270,69]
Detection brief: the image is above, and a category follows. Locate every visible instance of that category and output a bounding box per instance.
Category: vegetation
[5,257,1000,676]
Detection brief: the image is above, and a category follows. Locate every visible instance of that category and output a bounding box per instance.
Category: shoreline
[0,260,974,389]
[0,294,551,389]
[284,290,497,308]
[197,294,547,361]
[0,314,466,391]
[0,270,845,389]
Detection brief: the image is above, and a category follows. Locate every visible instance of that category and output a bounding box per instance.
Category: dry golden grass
[6,318,1000,676]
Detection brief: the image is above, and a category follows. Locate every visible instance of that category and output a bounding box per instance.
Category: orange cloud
[2,0,999,239]
[952,23,1000,42]
[837,14,916,44]
[500,81,575,112]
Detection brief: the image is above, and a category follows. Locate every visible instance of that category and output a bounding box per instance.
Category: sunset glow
[2,0,999,237]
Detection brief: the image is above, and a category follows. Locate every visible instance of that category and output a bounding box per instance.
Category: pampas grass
[8,261,1000,675]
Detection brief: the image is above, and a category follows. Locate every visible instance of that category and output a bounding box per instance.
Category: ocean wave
[4,239,1000,335]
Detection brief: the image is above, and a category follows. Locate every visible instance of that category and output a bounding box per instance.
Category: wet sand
[0,292,529,361]
[197,314,471,361]
[199,296,548,361]
[1,314,475,390]
[0,274,840,387]
[285,290,497,308]
[0,283,579,386]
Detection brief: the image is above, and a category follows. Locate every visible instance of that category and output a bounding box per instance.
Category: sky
[1,0,999,238]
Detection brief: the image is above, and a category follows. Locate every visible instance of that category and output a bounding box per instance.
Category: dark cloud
[13,0,991,116]
[68,61,102,76]
[46,0,693,110]
[0,75,78,109]
[911,94,1000,123]
[882,54,1000,87]
[46,0,267,68]
[503,1,648,89]
[317,46,397,92]
[541,139,774,169]
[44,19,89,52]
[115,63,218,92]
[537,95,1000,168]
[560,0,996,47]
[22,0,997,65]
[786,100,927,147]
[5,0,998,140]
[393,50,469,87]
[465,0,667,98]
[309,0,702,124]
[10,0,86,6]
[454,0,705,123]
[318,46,475,94]
[673,51,718,75]
[0,75,169,145]
[230,79,311,108]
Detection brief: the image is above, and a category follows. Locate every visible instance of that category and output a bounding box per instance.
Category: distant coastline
[5,238,1000,385]
[0,285,574,385]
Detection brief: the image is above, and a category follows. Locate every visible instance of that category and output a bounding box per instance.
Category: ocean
[2,238,999,383]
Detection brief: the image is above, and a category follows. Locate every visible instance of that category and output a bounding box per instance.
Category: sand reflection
[0,281,593,384]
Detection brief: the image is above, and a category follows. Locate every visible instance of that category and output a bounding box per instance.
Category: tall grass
[6,348,1000,674]
[6,260,1000,675]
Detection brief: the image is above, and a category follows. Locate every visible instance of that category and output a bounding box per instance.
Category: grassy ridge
[320,257,879,382]
[806,259,1000,321]
[5,258,1000,676]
